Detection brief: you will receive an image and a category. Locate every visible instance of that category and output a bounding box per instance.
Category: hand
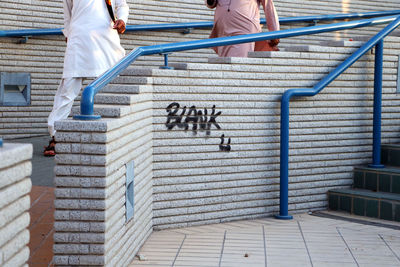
[269,39,280,47]
[113,19,126,34]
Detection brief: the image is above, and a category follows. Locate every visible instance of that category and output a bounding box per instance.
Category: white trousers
[48,78,83,137]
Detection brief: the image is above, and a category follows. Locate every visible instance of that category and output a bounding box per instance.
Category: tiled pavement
[130,212,400,267]
[12,136,55,266]
[28,186,54,267]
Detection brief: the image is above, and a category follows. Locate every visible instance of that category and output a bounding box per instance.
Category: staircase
[58,35,400,264]
[328,144,400,222]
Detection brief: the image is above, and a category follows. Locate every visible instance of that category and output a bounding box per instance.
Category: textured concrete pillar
[0,143,33,267]
[53,91,154,266]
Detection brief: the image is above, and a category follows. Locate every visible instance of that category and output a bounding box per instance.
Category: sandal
[43,137,56,157]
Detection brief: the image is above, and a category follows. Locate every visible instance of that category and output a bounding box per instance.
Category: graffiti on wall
[165,102,221,135]
[219,134,231,152]
[165,102,231,152]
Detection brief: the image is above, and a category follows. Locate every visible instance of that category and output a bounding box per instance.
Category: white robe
[62,0,129,78]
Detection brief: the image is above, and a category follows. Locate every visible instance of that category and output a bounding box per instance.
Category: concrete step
[353,166,400,194]
[382,144,400,168]
[101,84,142,94]
[248,44,362,58]
[72,104,132,118]
[112,76,152,85]
[94,93,136,105]
[72,104,131,118]
[328,188,400,222]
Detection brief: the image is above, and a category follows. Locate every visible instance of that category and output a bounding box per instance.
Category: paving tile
[30,186,47,204]
[312,261,357,267]
[129,213,400,267]
[28,185,55,267]
[28,229,54,265]
[29,222,53,255]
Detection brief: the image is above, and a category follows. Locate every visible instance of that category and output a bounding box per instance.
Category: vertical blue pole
[0,138,2,147]
[160,53,173,70]
[369,40,385,168]
[276,93,293,220]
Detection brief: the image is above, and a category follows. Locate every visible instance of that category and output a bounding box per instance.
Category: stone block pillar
[0,143,33,267]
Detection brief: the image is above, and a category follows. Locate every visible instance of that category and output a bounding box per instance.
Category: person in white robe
[45,0,129,156]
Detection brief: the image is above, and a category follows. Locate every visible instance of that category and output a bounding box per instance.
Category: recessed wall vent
[0,72,31,106]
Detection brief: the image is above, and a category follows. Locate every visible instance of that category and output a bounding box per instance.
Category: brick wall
[0,0,399,138]
[53,88,153,266]
[0,143,32,267]
[150,40,400,229]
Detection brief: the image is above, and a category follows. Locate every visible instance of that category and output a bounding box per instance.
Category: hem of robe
[62,70,108,79]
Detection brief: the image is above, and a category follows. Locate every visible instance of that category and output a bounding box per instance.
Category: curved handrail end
[281,88,316,103]
[73,85,101,120]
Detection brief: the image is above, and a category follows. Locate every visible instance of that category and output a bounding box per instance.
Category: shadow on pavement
[12,135,55,187]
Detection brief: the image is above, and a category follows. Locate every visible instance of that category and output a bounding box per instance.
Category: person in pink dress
[206,0,280,57]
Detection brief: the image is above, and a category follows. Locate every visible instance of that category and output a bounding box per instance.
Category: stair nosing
[329,188,400,202]
[354,165,400,174]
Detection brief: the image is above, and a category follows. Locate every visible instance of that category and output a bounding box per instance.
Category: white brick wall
[53,89,154,266]
[0,143,32,267]
[0,0,399,138]
[146,40,400,229]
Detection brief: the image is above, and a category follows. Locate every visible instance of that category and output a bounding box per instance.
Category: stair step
[382,144,400,167]
[353,166,400,194]
[111,76,152,85]
[120,68,154,77]
[328,188,400,222]
[94,93,136,105]
[71,105,131,118]
[101,84,142,94]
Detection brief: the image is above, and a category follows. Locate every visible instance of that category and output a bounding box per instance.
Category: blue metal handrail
[1,10,400,38]
[277,16,400,220]
[74,15,400,120]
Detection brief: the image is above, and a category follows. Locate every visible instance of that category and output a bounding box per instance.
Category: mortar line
[297,221,313,267]
[337,227,359,267]
[379,234,400,263]
[263,225,267,267]
[218,230,227,267]
[171,234,186,267]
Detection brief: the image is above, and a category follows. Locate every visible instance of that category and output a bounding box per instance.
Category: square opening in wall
[0,72,31,106]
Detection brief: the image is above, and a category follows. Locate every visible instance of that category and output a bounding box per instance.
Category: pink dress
[210,0,280,57]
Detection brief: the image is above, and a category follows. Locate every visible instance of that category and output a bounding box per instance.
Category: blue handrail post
[73,85,101,120]
[369,39,385,168]
[0,138,3,147]
[275,92,293,220]
[160,53,174,70]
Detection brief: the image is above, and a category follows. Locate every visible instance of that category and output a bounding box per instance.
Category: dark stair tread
[329,188,400,202]
[382,144,400,149]
[354,165,400,175]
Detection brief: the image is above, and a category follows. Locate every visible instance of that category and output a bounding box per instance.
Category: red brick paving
[28,185,54,267]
